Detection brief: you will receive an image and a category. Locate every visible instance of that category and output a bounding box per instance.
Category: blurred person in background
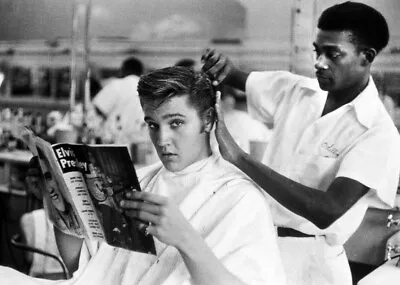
[174,58,197,71]
[202,2,400,285]
[374,72,397,121]
[92,56,147,145]
[378,81,397,122]
[211,84,271,155]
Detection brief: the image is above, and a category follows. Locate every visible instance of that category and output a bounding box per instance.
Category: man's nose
[156,126,172,146]
[314,54,329,70]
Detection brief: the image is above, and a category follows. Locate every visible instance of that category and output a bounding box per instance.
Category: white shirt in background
[211,109,272,155]
[93,75,147,145]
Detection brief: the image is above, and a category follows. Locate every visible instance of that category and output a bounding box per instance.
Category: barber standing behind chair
[202,2,400,285]
[92,57,146,144]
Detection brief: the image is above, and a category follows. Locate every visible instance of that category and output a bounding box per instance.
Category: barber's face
[313,29,366,95]
[142,95,211,172]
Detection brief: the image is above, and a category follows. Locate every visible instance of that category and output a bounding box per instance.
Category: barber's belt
[277,227,315,238]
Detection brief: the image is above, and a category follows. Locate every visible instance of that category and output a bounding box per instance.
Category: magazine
[22,127,156,255]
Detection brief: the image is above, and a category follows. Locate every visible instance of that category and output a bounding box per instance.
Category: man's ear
[362,48,377,65]
[202,107,215,133]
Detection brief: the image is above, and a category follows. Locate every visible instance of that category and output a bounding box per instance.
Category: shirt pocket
[290,152,340,191]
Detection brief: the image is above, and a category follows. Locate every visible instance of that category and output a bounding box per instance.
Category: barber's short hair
[120,56,143,77]
[318,1,389,53]
[137,66,215,116]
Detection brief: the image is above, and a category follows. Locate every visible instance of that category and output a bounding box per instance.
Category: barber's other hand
[25,156,44,200]
[214,91,243,164]
[201,48,234,86]
[120,191,194,248]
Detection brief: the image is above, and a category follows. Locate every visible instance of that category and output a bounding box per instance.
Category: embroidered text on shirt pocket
[320,142,341,158]
[292,153,339,190]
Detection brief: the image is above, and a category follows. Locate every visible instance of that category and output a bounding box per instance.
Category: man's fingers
[201,49,231,85]
[201,48,215,64]
[120,200,161,215]
[124,209,159,225]
[124,191,166,205]
[123,188,139,200]
[216,60,232,84]
[215,91,223,122]
[206,55,228,84]
[137,222,156,236]
[202,50,221,74]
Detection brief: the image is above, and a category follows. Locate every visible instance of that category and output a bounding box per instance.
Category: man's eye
[147,122,158,130]
[313,49,320,57]
[170,120,184,128]
[327,51,341,59]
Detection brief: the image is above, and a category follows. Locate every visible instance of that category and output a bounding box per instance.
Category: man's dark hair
[318,1,389,53]
[137,66,215,116]
[120,56,144,77]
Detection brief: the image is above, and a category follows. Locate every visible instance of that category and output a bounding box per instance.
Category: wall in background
[0,0,400,112]
[0,0,245,42]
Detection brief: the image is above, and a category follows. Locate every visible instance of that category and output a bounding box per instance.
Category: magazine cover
[22,127,156,255]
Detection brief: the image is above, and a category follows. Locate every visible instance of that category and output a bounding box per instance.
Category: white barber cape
[0,153,286,285]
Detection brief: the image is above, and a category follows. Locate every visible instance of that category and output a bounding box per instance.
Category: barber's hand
[201,48,235,86]
[120,191,194,248]
[25,156,44,200]
[214,91,243,164]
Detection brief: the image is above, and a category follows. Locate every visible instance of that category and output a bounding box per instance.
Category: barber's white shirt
[246,71,400,246]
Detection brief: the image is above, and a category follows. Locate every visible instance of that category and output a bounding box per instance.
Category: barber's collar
[347,76,379,129]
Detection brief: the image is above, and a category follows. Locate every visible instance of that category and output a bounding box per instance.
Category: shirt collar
[348,76,379,129]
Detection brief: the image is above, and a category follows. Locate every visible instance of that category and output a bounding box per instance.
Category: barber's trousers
[278,236,352,285]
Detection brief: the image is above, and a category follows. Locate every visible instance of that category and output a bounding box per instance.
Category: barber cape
[0,153,286,285]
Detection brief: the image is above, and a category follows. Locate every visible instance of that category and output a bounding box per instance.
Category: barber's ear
[203,107,215,133]
[362,48,377,64]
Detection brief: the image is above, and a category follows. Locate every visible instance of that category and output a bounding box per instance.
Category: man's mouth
[316,72,329,80]
[161,152,177,157]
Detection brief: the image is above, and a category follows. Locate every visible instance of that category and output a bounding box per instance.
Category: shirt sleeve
[336,126,400,208]
[246,71,301,125]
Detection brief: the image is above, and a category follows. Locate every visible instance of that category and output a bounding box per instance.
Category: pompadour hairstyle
[137,66,216,116]
[318,1,389,53]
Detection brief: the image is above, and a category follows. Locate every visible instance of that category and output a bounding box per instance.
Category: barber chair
[10,209,70,280]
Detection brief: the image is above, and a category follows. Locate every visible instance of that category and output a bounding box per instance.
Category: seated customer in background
[1,66,286,285]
